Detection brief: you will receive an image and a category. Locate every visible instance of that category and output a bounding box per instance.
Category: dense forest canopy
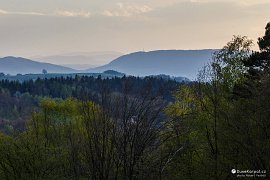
[0,76,181,134]
[0,22,269,179]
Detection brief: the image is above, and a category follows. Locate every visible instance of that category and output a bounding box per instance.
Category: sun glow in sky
[0,0,269,58]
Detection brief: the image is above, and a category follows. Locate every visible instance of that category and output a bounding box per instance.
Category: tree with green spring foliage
[0,93,168,179]
[165,30,270,179]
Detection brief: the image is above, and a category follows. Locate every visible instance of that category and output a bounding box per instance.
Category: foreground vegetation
[0,23,269,179]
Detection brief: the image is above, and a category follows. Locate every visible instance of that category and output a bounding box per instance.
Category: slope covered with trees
[0,76,181,134]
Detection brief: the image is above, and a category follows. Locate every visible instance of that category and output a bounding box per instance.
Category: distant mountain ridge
[90,49,216,80]
[0,56,76,75]
[1,50,216,79]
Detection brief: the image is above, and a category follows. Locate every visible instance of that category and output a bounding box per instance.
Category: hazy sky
[0,0,269,58]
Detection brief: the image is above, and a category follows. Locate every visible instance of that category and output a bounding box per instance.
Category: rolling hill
[0,56,77,75]
[90,50,216,80]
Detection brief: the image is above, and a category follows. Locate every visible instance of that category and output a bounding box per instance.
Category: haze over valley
[32,51,123,70]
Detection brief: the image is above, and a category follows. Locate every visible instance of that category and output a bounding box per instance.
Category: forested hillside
[0,23,269,179]
[0,76,181,134]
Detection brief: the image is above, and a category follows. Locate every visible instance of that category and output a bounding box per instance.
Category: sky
[0,0,269,60]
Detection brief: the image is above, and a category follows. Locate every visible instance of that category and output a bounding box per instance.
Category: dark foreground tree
[165,30,270,179]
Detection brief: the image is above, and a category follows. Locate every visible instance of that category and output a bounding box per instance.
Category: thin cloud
[101,3,152,17]
[0,6,152,18]
[0,9,8,14]
[56,10,91,18]
[188,0,270,5]
[0,9,91,18]
[0,9,44,16]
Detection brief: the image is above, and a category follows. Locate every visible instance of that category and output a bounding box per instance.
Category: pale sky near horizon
[0,0,269,60]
